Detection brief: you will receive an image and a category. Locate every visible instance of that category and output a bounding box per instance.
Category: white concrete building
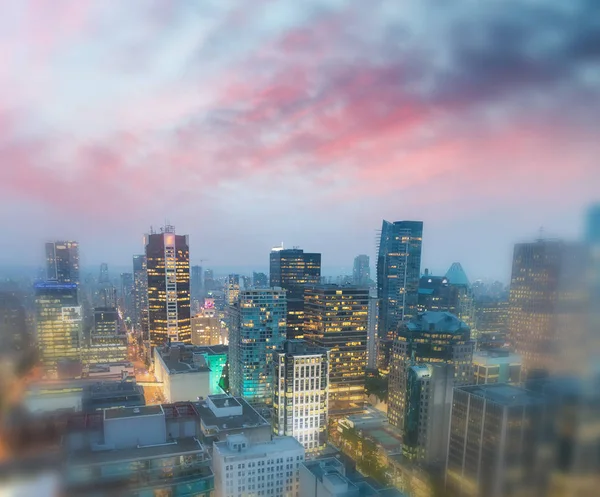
[273,340,329,456]
[213,434,305,497]
[154,343,211,402]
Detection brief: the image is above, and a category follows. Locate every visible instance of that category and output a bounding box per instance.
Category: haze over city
[1,0,599,281]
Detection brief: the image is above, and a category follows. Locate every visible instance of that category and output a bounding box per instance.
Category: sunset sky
[0,0,598,280]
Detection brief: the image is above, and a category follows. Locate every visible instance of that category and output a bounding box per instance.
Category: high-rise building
[353,254,371,286]
[367,293,379,369]
[83,307,127,365]
[204,269,215,292]
[508,239,589,375]
[225,274,240,307]
[34,281,83,374]
[229,288,287,404]
[132,255,149,339]
[304,285,368,416]
[145,226,191,346]
[45,241,80,284]
[191,312,222,346]
[377,220,423,341]
[402,363,454,464]
[446,384,544,497]
[388,311,473,429]
[472,350,522,384]
[119,272,134,319]
[191,265,203,299]
[270,247,321,340]
[273,340,329,455]
[213,434,304,497]
[253,271,268,288]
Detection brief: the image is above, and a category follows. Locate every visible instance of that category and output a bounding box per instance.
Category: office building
[64,405,214,496]
[273,340,330,455]
[195,394,272,445]
[34,282,83,375]
[226,274,240,307]
[475,297,509,335]
[446,384,544,497]
[376,220,423,340]
[145,226,191,346]
[472,350,522,384]
[132,254,149,338]
[401,363,453,464]
[367,294,379,369]
[253,271,268,288]
[229,288,287,404]
[119,272,134,319]
[304,285,368,416]
[153,343,212,402]
[213,434,304,497]
[446,263,476,334]
[45,241,80,284]
[508,239,589,375]
[388,311,473,429]
[353,254,371,286]
[192,311,222,346]
[270,247,321,340]
[0,290,31,361]
[204,269,215,292]
[83,307,127,365]
[192,264,203,299]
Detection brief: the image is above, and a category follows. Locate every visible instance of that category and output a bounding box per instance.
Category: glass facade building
[145,228,191,347]
[376,220,423,340]
[34,281,83,374]
[388,311,473,429]
[353,254,370,286]
[229,288,287,405]
[133,254,149,340]
[45,241,80,284]
[304,285,368,416]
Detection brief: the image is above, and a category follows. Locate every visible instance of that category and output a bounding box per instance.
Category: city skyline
[1,1,598,282]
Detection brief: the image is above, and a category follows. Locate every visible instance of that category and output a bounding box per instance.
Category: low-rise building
[154,343,212,402]
[195,394,271,445]
[81,380,145,412]
[472,350,522,384]
[213,433,304,497]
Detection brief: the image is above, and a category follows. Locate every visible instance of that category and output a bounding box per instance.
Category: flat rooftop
[210,395,242,409]
[195,397,268,432]
[156,344,215,374]
[70,437,207,466]
[458,384,542,406]
[214,436,302,458]
[104,405,163,420]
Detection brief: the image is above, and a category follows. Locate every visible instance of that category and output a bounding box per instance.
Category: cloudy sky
[0,0,598,280]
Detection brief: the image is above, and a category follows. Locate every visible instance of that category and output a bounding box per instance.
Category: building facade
[304,285,368,416]
[145,227,191,346]
[388,312,473,429]
[273,340,329,456]
[229,288,287,404]
[34,282,83,375]
[45,241,80,284]
[132,254,149,339]
[191,312,222,346]
[353,254,371,286]
[376,220,423,340]
[213,434,304,497]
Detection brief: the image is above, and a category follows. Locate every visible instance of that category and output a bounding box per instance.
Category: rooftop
[445,262,471,287]
[404,311,470,334]
[457,384,542,406]
[104,405,163,420]
[214,435,303,458]
[70,436,207,466]
[195,396,268,432]
[155,344,212,374]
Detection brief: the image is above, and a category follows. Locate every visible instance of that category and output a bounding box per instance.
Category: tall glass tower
[45,241,80,284]
[229,288,287,404]
[376,220,423,339]
[145,226,191,346]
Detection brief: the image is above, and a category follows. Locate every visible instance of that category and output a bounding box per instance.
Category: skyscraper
[353,254,370,286]
[387,311,473,429]
[119,272,134,319]
[225,274,240,307]
[229,288,287,404]
[191,265,203,300]
[132,255,149,339]
[270,247,321,340]
[304,285,368,416]
[253,271,268,288]
[377,220,423,339]
[145,226,191,346]
[273,340,329,455]
[508,239,589,375]
[34,281,83,374]
[45,241,80,284]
